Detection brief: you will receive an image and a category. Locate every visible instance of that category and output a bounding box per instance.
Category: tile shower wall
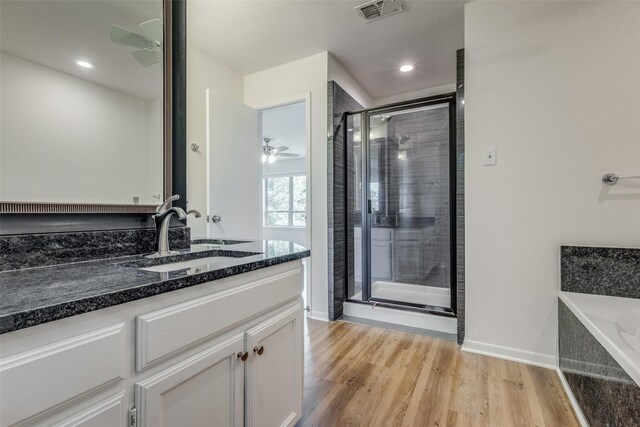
[456,49,465,344]
[327,81,363,321]
[381,104,451,287]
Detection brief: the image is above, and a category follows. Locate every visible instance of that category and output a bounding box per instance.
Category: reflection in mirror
[0,0,164,205]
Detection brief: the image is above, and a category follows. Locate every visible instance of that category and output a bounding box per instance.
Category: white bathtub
[560,292,640,386]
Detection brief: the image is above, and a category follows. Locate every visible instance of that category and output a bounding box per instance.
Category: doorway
[259,100,312,313]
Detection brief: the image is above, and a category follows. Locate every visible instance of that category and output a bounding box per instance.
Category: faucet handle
[156,195,180,214]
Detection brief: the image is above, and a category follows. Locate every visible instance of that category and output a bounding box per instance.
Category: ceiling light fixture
[399,64,414,73]
[75,60,94,69]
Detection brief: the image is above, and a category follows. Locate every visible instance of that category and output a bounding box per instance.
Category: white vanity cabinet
[135,334,246,427]
[245,305,303,427]
[51,392,129,427]
[0,261,304,427]
[134,303,303,427]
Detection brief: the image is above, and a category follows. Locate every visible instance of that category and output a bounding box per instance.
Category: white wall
[186,46,262,238]
[464,1,640,364]
[147,97,164,201]
[328,54,373,108]
[0,52,162,204]
[262,157,306,177]
[373,83,456,107]
[244,52,329,320]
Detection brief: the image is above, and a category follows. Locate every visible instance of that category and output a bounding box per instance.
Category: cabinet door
[245,304,303,427]
[51,391,127,427]
[135,334,245,427]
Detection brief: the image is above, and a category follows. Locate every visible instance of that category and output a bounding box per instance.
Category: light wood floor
[297,319,579,427]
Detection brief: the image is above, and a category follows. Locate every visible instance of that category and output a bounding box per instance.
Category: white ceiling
[188,0,466,99]
[261,102,306,158]
[0,0,162,100]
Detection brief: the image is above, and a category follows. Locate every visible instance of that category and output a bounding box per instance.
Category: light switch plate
[483,148,497,166]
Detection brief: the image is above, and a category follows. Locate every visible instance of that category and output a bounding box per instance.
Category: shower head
[395,131,410,145]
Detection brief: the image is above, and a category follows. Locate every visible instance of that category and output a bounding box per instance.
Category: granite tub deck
[559,296,640,426]
[559,245,640,426]
[0,240,310,334]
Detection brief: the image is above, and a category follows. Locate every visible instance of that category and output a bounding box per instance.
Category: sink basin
[118,249,261,273]
[140,257,239,273]
[192,239,253,246]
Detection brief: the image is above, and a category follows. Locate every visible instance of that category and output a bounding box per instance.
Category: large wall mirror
[0,0,185,215]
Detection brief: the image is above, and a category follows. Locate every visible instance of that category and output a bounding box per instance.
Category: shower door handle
[367,199,372,214]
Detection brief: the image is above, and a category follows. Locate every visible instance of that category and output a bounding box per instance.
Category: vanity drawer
[0,323,125,426]
[136,265,302,371]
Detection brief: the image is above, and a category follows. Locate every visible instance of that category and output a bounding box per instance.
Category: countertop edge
[0,250,310,335]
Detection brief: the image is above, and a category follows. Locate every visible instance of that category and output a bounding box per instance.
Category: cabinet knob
[253,345,264,356]
[237,351,249,361]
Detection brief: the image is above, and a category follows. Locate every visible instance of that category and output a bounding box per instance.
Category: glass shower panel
[367,104,451,309]
[346,113,363,301]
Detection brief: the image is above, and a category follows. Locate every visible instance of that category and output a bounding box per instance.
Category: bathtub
[560,291,640,386]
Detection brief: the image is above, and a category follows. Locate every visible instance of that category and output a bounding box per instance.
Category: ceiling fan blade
[272,146,290,152]
[111,25,152,49]
[132,50,160,67]
[276,153,300,158]
[139,18,163,43]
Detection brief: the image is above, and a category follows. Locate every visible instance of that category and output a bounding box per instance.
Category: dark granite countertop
[0,240,309,334]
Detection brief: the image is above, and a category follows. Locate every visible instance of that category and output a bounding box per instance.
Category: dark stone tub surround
[559,301,640,426]
[0,227,191,271]
[559,245,640,426]
[561,245,640,298]
[0,239,310,334]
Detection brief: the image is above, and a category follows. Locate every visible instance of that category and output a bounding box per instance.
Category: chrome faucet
[148,195,189,258]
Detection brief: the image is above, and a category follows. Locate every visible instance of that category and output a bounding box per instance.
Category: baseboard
[461,340,556,369]
[343,302,457,335]
[309,310,329,322]
[557,368,589,427]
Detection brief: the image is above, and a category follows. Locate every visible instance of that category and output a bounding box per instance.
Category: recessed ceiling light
[400,64,414,73]
[75,60,94,69]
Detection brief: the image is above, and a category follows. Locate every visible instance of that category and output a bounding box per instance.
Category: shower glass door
[347,96,456,313]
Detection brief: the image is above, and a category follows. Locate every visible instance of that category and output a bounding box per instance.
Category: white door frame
[253,93,312,316]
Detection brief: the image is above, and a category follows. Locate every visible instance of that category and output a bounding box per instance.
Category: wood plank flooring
[297,319,579,427]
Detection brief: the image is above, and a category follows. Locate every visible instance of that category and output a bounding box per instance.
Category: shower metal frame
[344,93,457,316]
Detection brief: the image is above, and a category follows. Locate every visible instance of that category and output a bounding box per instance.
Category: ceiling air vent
[355,0,404,23]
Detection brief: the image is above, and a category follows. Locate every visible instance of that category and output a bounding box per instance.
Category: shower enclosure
[344,95,456,314]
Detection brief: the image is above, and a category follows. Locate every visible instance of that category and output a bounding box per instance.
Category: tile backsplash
[0,227,190,271]
[561,245,640,299]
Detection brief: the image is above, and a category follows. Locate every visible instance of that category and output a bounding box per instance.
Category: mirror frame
[0,0,186,214]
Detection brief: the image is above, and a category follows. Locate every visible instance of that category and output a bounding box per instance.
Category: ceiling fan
[262,138,300,164]
[110,18,163,67]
